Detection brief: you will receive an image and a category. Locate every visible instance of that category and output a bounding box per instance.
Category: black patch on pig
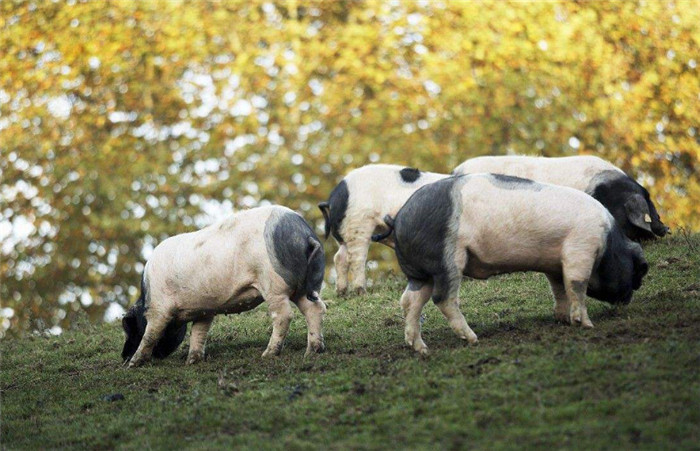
[318,201,330,237]
[319,180,349,242]
[407,279,424,292]
[432,271,461,303]
[152,321,188,359]
[587,224,647,305]
[399,167,421,183]
[265,210,325,302]
[121,274,187,362]
[589,171,668,240]
[392,177,461,291]
[488,173,542,191]
[121,275,148,361]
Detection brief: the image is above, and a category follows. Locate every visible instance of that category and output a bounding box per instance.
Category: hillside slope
[2,235,699,449]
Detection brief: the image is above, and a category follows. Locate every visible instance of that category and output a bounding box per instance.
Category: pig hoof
[582,318,594,329]
[186,352,205,365]
[461,333,479,345]
[555,312,570,324]
[336,287,348,297]
[262,346,282,358]
[127,358,144,369]
[416,346,429,356]
[304,341,326,358]
[315,341,326,353]
[352,286,367,296]
[569,306,583,326]
[304,347,324,358]
[408,337,429,355]
[554,306,571,323]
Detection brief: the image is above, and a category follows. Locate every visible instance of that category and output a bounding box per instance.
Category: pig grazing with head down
[453,155,669,241]
[318,164,448,295]
[374,174,648,355]
[121,206,327,368]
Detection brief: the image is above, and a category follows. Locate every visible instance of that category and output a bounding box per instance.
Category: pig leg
[295,295,327,357]
[127,309,172,368]
[433,251,477,344]
[262,296,294,357]
[345,223,376,294]
[186,316,214,365]
[435,298,478,344]
[400,280,434,355]
[333,244,349,295]
[562,251,595,328]
[564,278,593,328]
[347,235,372,294]
[546,274,571,323]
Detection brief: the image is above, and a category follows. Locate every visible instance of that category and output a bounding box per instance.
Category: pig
[453,155,669,241]
[121,205,327,367]
[318,164,448,295]
[373,174,648,355]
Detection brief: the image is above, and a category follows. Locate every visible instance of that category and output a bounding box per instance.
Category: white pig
[374,174,648,355]
[318,164,448,295]
[453,155,669,241]
[121,206,327,367]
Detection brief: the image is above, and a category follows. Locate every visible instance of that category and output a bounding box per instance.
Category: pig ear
[632,249,649,290]
[122,310,136,334]
[625,194,653,233]
[121,312,139,361]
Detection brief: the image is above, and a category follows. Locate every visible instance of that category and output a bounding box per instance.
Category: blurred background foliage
[1,0,698,337]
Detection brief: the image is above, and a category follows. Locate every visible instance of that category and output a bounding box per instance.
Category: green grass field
[2,235,699,449]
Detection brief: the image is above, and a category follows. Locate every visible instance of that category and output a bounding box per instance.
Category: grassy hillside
[2,235,699,449]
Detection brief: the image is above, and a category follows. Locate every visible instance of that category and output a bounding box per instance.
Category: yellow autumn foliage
[1,1,698,335]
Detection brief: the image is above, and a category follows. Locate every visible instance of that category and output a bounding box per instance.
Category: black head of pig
[591,172,669,241]
[587,226,649,305]
[121,277,186,363]
[121,303,146,362]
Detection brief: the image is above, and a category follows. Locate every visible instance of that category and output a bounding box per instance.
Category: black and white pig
[373,174,648,355]
[121,205,327,367]
[453,155,669,241]
[318,164,448,295]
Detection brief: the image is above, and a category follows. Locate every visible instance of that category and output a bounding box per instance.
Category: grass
[2,235,699,449]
